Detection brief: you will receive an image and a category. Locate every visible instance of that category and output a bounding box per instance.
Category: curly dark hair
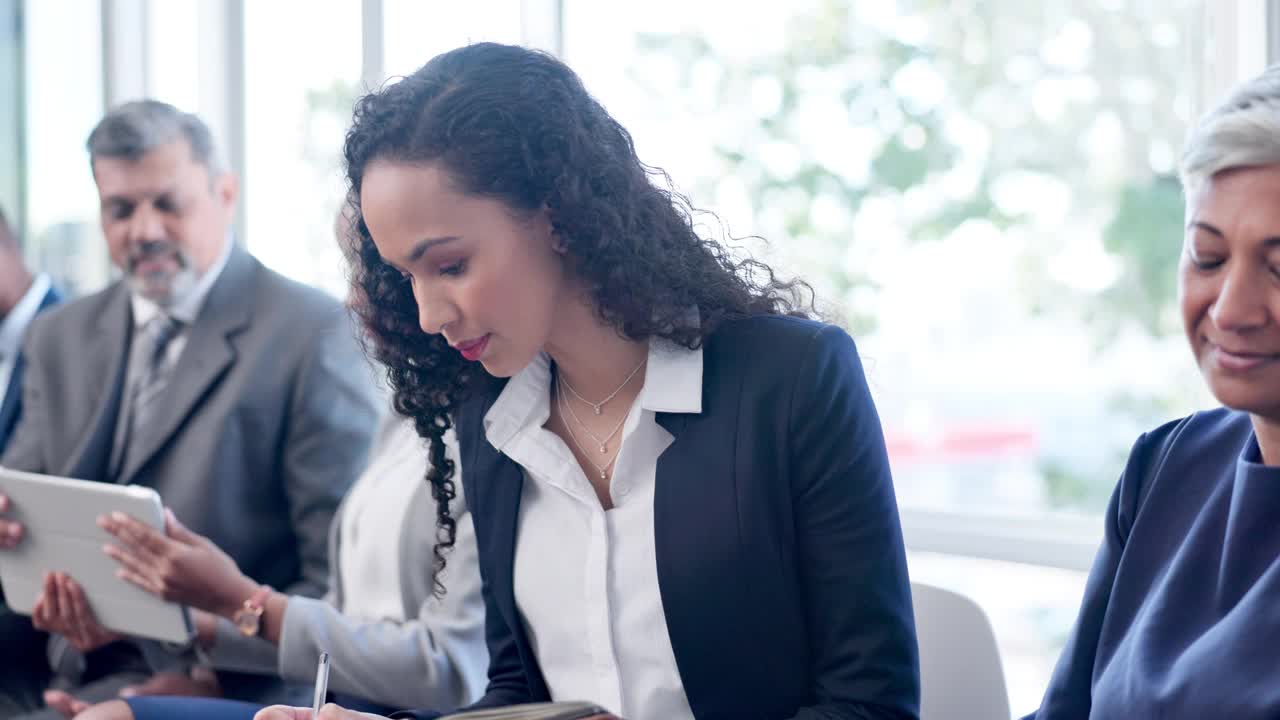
[342,42,815,591]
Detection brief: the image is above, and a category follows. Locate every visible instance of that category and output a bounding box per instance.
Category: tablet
[0,467,193,645]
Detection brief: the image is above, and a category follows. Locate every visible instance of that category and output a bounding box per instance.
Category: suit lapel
[118,248,254,484]
[461,378,554,699]
[64,285,132,479]
[486,450,526,640]
[654,402,750,718]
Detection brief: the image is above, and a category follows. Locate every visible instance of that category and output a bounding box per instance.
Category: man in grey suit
[0,100,380,718]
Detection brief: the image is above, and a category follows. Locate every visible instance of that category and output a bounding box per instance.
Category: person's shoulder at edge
[238,251,361,352]
[245,251,346,316]
[1110,407,1253,535]
[700,314,864,396]
[703,313,855,361]
[1129,406,1252,480]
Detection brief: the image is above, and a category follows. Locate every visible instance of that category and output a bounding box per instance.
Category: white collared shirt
[483,339,702,720]
[0,273,52,408]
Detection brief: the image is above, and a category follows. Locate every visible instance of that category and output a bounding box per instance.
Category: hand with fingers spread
[0,493,26,549]
[98,508,259,617]
[30,571,121,652]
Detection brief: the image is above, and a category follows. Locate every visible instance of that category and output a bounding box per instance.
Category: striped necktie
[112,314,183,479]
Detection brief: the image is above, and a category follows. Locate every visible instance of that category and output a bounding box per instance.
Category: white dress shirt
[483,339,703,720]
[0,273,52,409]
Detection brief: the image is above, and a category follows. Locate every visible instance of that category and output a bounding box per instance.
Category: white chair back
[911,581,1012,720]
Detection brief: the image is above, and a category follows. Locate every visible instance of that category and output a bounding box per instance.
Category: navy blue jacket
[0,284,62,454]
[1027,408,1280,719]
[402,316,919,720]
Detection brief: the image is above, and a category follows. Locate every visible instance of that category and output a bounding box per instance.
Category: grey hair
[1181,65,1280,196]
[86,99,226,176]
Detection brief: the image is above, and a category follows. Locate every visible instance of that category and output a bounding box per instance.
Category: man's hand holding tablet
[30,571,121,652]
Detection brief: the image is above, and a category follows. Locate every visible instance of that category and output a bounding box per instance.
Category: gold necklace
[558,356,646,415]
[556,380,619,481]
[558,375,629,453]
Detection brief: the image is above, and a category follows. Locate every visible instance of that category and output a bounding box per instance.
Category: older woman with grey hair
[1025,66,1280,719]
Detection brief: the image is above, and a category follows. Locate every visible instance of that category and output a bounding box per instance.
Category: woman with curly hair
[264,42,919,720]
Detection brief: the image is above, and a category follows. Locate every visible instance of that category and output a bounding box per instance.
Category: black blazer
[0,284,62,455]
[404,315,919,720]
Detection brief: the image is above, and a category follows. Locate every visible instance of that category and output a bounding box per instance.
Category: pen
[311,651,330,718]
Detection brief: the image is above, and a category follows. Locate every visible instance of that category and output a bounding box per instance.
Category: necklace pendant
[593,406,602,416]
[600,469,607,480]
[599,444,607,453]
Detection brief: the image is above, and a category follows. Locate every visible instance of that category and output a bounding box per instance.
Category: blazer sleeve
[389,593,532,719]
[394,566,531,718]
[786,325,920,720]
[278,308,381,598]
[1021,428,1170,720]
[271,506,488,710]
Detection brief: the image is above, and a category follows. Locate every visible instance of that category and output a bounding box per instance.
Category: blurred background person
[0,202,61,454]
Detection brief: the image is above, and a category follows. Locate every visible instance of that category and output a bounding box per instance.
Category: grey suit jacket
[1,246,381,682]
[206,423,488,710]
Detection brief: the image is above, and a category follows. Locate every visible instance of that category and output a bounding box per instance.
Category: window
[242,0,363,297]
[20,0,108,295]
[909,551,1087,714]
[383,0,524,79]
[0,0,23,234]
[562,0,1214,707]
[146,0,201,114]
[565,0,1214,514]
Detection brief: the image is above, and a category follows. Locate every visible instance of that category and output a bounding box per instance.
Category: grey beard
[129,264,200,308]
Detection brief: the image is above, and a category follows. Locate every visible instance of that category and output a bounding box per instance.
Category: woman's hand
[98,509,258,617]
[30,572,121,652]
[253,704,390,720]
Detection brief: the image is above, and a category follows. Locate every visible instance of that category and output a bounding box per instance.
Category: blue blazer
[402,316,919,720]
[0,284,62,454]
